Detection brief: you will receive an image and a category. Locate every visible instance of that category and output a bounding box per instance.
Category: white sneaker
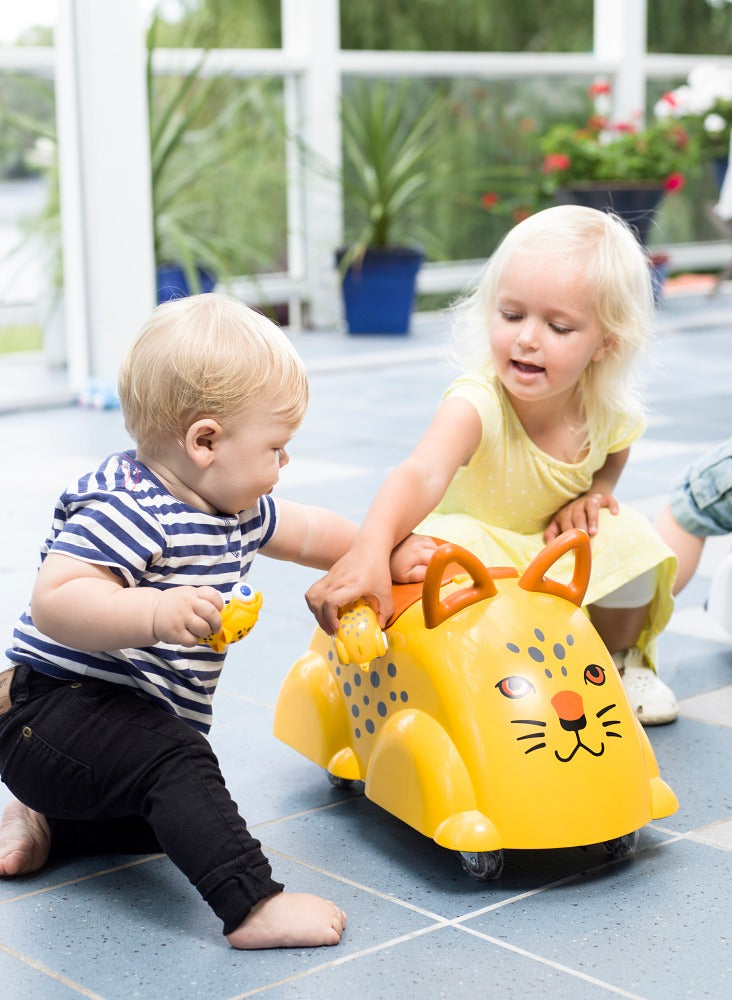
[613,647,678,726]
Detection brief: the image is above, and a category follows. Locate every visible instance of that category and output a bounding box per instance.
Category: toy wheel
[603,830,640,859]
[459,850,504,881]
[326,771,354,789]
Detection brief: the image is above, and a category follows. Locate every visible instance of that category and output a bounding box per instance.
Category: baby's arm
[31,553,223,650]
[544,448,629,542]
[305,396,482,633]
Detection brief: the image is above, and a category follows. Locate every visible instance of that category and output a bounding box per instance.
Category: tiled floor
[1,288,732,999]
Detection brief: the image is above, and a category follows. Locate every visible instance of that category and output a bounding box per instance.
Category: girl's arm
[31,553,223,651]
[544,448,630,542]
[305,396,483,633]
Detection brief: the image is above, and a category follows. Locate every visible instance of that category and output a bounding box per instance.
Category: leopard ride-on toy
[273,529,678,879]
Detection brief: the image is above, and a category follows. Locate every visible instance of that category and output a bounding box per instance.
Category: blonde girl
[306,205,678,725]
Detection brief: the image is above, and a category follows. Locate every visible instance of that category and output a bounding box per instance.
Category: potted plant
[654,64,732,193]
[1,10,286,305]
[538,80,699,246]
[337,80,452,335]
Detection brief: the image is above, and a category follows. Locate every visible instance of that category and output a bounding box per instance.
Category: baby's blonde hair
[118,293,309,455]
[450,204,655,446]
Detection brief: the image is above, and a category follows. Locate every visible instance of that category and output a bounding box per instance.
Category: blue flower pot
[557,184,665,247]
[337,246,423,335]
[156,264,217,303]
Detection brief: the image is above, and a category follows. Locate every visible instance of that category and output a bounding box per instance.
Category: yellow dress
[418,372,676,668]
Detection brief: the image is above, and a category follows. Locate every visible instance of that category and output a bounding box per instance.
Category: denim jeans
[0,665,282,934]
[669,437,732,537]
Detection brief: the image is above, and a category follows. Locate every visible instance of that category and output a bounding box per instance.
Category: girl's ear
[185,418,223,469]
[592,333,615,363]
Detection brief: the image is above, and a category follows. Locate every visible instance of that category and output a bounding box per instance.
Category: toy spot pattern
[335,658,409,741]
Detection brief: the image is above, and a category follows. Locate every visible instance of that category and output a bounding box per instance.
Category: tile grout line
[0,941,108,1000]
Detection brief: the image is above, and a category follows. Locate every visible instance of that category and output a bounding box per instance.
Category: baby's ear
[185,417,223,467]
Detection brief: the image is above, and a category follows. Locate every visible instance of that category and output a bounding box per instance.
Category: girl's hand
[389,533,437,584]
[544,492,619,542]
[152,586,224,646]
[306,546,393,635]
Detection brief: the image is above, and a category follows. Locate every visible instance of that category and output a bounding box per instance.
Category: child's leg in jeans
[0,670,345,948]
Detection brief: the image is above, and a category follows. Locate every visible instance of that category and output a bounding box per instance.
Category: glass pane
[648,0,732,55]
[340,0,593,52]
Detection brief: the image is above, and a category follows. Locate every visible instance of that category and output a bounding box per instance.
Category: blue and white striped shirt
[7,451,278,733]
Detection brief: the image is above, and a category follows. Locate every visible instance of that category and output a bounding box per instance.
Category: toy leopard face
[498,625,624,765]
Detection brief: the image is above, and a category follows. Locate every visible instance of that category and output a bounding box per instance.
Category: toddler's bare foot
[0,800,51,876]
[226,891,346,950]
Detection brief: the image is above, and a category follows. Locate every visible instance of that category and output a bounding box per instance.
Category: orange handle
[422,543,497,630]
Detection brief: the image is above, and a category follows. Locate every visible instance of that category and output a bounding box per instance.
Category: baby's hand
[152,586,224,646]
[389,533,437,583]
[544,492,619,542]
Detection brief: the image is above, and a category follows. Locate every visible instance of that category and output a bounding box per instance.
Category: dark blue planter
[713,157,729,193]
[557,184,665,247]
[338,246,423,335]
[156,264,216,303]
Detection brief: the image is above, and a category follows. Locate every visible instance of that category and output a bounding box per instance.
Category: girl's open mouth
[512,360,545,374]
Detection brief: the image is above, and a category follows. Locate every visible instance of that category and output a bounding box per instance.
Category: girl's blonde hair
[450,204,655,447]
[118,293,309,455]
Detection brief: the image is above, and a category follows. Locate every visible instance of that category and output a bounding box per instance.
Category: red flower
[588,80,611,97]
[658,91,678,111]
[586,114,608,131]
[541,152,571,173]
[481,191,500,209]
[664,172,686,193]
[613,121,637,134]
[512,207,532,223]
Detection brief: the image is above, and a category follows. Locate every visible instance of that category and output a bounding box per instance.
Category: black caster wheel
[459,849,504,881]
[603,830,640,859]
[326,771,354,789]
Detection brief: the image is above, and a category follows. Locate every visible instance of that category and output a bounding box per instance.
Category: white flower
[656,65,732,120]
[705,112,728,135]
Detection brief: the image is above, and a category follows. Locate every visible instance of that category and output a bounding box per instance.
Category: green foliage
[340,81,455,258]
[0,324,42,354]
[539,118,699,188]
[146,11,287,291]
[339,0,593,53]
[0,4,288,294]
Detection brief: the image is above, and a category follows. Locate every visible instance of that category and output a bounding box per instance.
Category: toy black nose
[551,690,587,732]
[559,714,586,732]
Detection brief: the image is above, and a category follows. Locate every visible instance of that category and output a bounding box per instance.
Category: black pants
[0,665,283,935]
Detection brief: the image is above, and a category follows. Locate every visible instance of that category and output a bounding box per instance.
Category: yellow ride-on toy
[274,530,677,879]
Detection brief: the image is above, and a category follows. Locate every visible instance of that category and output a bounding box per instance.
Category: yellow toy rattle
[200,580,263,653]
[333,600,388,670]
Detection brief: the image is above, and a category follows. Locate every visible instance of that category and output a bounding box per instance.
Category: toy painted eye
[584,664,606,686]
[495,675,535,699]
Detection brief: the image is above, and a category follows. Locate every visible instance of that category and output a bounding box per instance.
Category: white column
[55,0,155,396]
[594,0,647,122]
[282,0,342,329]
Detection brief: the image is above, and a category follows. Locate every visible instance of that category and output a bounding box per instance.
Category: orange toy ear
[422,543,498,629]
[518,529,591,607]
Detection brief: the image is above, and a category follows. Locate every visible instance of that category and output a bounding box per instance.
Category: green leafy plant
[538,81,699,196]
[0,11,287,296]
[339,81,454,267]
